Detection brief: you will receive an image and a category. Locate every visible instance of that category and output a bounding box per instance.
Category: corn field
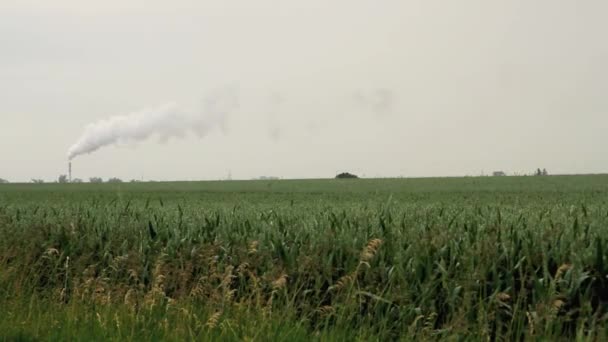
[1,176,608,340]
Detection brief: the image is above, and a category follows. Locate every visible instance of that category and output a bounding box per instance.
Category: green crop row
[1,176,608,340]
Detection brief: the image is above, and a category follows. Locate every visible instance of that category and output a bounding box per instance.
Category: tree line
[0,177,128,184]
[0,168,554,184]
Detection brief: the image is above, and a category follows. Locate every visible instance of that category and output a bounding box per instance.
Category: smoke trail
[67,90,238,160]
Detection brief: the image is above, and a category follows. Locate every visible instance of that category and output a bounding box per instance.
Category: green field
[1,175,608,340]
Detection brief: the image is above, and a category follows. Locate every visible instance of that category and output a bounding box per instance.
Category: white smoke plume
[67,89,238,160]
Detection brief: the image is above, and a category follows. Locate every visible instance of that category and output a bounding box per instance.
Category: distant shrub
[336,172,358,179]
[107,178,123,183]
[89,177,103,183]
[0,178,8,184]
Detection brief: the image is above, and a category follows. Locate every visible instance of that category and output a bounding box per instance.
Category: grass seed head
[497,292,511,302]
[248,241,259,254]
[555,263,572,280]
[272,273,288,290]
[360,238,383,262]
[205,311,222,329]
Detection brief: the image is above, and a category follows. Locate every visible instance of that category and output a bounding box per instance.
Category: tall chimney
[69,162,72,183]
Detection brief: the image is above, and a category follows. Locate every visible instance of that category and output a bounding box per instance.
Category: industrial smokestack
[69,162,72,183]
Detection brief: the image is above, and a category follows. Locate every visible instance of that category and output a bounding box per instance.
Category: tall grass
[1,176,608,340]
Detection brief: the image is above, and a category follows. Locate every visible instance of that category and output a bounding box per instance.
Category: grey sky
[1,1,607,182]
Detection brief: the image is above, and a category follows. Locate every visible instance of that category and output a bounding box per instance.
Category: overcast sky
[1,0,607,182]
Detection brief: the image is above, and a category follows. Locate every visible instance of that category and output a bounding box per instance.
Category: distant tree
[72,178,83,183]
[493,171,506,177]
[259,176,279,180]
[535,168,542,176]
[58,174,69,183]
[542,168,548,176]
[31,179,45,184]
[336,172,358,179]
[89,177,103,183]
[107,177,123,183]
[0,178,8,184]
[130,179,140,183]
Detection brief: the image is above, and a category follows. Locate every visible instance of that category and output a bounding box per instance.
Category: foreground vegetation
[1,176,608,340]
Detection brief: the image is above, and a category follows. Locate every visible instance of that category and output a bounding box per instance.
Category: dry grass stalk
[552,299,565,312]
[330,238,384,292]
[496,292,511,302]
[248,241,259,254]
[332,273,355,292]
[124,289,137,309]
[360,238,383,263]
[205,311,222,329]
[554,263,572,280]
[317,305,335,317]
[526,311,536,336]
[272,273,288,291]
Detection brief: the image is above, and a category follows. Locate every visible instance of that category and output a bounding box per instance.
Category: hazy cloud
[352,88,395,117]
